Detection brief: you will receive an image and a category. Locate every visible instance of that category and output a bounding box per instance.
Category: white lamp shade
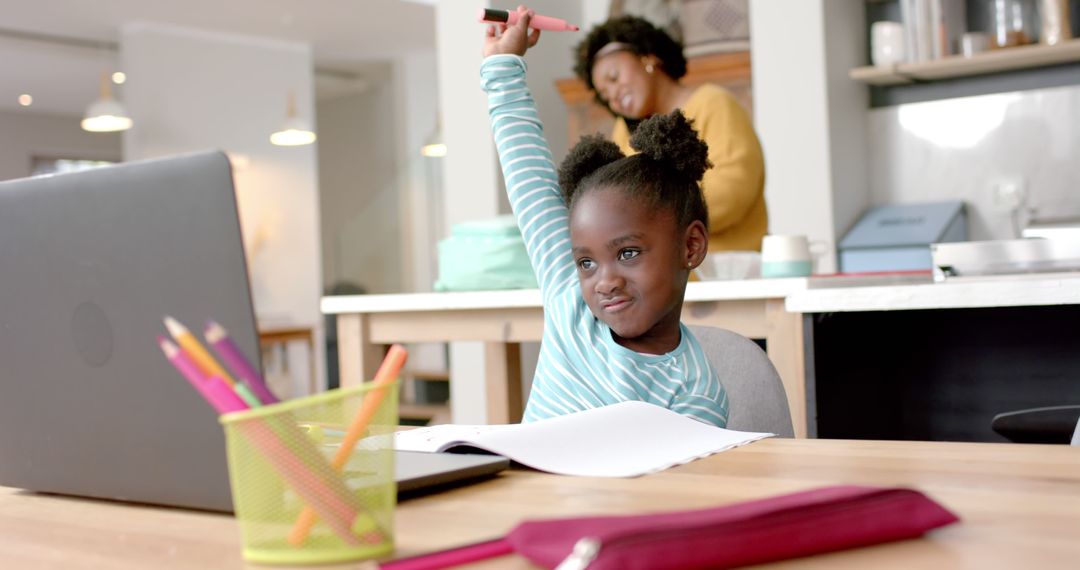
[81,98,132,132]
[420,142,447,157]
[420,128,446,157]
[270,116,316,146]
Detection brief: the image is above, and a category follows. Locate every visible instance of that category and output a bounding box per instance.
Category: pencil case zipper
[554,492,912,570]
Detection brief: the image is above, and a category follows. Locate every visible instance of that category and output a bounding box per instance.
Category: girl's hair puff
[558,110,711,232]
[557,134,624,205]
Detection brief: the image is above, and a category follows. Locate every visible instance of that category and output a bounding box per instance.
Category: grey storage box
[839,201,967,273]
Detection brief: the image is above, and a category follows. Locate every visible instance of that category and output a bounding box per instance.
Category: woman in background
[574,15,767,252]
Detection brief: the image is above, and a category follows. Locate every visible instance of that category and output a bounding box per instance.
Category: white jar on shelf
[1040,0,1074,45]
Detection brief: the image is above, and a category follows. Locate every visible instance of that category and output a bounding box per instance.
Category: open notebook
[394,401,773,478]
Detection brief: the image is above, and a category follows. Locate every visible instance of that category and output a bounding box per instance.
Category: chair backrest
[991,405,1080,444]
[688,325,795,437]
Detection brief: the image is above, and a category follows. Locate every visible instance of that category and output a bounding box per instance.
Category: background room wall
[121,22,324,396]
[520,0,582,164]
[316,65,405,296]
[750,0,868,274]
[0,110,120,181]
[867,84,1080,240]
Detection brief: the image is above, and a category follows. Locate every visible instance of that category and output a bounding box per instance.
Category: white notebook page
[394,401,772,477]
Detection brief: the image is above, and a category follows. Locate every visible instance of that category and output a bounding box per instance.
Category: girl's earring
[645,63,654,74]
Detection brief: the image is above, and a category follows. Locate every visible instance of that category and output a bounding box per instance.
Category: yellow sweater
[612,84,768,252]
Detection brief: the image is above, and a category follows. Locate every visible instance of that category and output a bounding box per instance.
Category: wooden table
[323,278,812,435]
[2,438,1078,568]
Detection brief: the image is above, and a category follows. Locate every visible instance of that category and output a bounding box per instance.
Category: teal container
[761,260,811,278]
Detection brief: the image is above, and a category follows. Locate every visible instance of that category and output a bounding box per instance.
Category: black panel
[812,305,1080,442]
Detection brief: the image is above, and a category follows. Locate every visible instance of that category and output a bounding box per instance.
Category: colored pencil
[232,382,263,408]
[164,316,236,387]
[161,338,374,545]
[204,320,279,404]
[203,377,368,545]
[288,344,407,546]
[159,337,218,403]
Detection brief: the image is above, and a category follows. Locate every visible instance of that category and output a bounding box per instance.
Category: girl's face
[569,187,706,355]
[590,51,659,120]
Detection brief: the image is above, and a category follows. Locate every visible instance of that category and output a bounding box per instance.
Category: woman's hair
[558,110,711,232]
[573,16,688,106]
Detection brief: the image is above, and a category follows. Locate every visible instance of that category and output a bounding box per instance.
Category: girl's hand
[482,5,541,58]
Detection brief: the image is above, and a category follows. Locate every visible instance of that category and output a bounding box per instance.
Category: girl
[482,7,728,427]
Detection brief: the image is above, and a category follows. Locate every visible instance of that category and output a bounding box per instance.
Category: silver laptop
[0,151,506,512]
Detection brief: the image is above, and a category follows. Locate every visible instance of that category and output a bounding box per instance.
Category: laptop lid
[0,151,256,511]
[0,151,508,512]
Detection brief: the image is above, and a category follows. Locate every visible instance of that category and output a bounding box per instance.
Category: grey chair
[991,405,1080,445]
[689,325,795,437]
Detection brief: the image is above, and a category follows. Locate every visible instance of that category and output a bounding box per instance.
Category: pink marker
[478,8,580,32]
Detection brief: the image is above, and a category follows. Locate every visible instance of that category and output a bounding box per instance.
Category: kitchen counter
[787,272,1080,313]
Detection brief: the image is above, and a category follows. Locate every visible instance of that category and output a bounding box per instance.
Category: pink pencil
[159,337,219,404]
[204,320,279,405]
[203,377,369,545]
[161,339,368,544]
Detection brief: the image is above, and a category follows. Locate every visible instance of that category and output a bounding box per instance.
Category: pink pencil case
[506,485,959,569]
[382,485,958,569]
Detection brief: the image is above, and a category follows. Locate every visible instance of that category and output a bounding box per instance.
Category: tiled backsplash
[867,83,1080,241]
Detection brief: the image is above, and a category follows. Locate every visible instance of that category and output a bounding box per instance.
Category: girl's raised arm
[480,9,575,299]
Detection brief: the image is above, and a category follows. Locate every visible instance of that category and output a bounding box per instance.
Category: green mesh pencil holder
[220,383,398,565]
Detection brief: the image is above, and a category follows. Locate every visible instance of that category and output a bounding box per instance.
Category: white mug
[871,21,906,67]
[761,235,813,278]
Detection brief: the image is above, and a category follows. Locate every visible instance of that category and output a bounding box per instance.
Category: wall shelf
[850,38,1080,86]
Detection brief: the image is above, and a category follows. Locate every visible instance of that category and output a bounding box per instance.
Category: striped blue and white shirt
[481,55,729,427]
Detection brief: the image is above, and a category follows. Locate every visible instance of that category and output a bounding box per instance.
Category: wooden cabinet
[554,51,753,146]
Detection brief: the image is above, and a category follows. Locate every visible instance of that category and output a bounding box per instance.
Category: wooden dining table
[2,438,1077,568]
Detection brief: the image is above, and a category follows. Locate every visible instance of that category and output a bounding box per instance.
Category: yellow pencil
[164,316,236,388]
[288,344,407,546]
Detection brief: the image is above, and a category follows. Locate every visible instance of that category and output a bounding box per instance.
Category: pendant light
[81,72,132,133]
[270,91,316,146]
[420,130,446,157]
[420,115,446,157]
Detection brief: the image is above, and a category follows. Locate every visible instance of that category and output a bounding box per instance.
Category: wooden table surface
[2,438,1078,569]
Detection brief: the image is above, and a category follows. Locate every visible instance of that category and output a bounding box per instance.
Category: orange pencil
[288,344,407,546]
[164,316,236,387]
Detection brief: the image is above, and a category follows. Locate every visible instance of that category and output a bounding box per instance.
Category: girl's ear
[683,220,708,270]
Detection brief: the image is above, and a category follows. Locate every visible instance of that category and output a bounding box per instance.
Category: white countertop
[320,273,936,315]
[786,272,1080,313]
